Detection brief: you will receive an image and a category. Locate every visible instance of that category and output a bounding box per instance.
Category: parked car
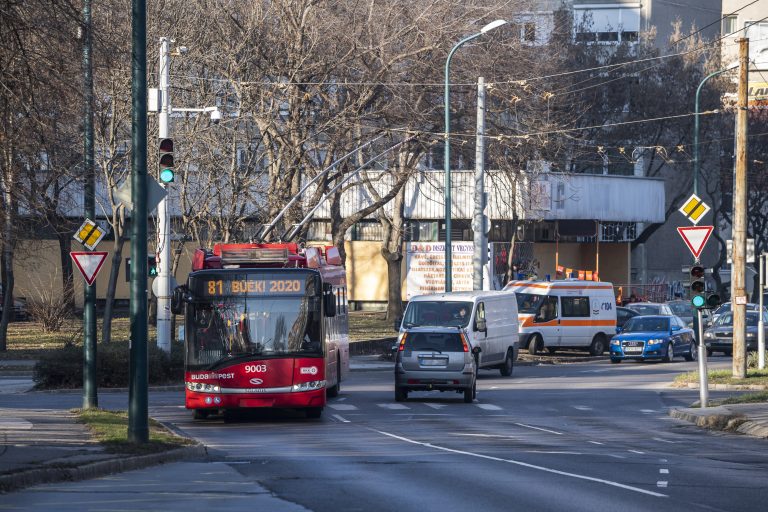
[610,315,697,363]
[394,326,479,403]
[625,302,674,317]
[0,297,29,321]
[710,302,765,326]
[703,310,768,356]
[667,300,711,328]
[616,306,639,333]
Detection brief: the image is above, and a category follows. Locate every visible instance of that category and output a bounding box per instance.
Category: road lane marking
[641,409,656,414]
[652,437,677,444]
[628,450,645,454]
[476,404,503,411]
[371,429,667,498]
[328,404,358,411]
[424,403,447,409]
[0,418,33,430]
[331,414,350,423]
[527,451,583,455]
[454,433,518,440]
[660,469,669,474]
[657,481,668,488]
[514,423,563,435]
[572,405,592,411]
[377,403,410,410]
[588,441,604,445]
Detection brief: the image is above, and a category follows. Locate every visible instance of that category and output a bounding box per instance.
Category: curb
[0,444,207,494]
[681,383,768,391]
[670,408,768,439]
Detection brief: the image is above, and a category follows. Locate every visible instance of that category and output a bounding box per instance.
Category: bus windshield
[187,295,322,369]
[402,301,473,328]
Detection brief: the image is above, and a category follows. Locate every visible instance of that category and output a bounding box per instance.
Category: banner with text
[406,242,474,299]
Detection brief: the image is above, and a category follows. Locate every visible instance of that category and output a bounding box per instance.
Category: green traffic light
[691,295,706,308]
[159,168,174,183]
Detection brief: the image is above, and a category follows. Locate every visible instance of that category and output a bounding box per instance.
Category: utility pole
[473,77,486,291]
[156,37,172,353]
[732,38,749,380]
[129,0,149,443]
[759,252,766,370]
[81,0,97,409]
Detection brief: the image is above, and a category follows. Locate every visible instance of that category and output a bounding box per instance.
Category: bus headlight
[292,380,326,392]
[186,382,220,393]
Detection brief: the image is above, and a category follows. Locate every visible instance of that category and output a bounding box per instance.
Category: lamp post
[693,62,738,195]
[444,19,506,292]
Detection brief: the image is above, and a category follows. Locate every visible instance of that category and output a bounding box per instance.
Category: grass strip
[76,408,194,455]
[674,368,768,387]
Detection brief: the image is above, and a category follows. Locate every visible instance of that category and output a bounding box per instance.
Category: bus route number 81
[245,364,267,373]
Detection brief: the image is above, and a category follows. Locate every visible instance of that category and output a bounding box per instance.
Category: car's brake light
[399,332,408,351]
[459,332,469,352]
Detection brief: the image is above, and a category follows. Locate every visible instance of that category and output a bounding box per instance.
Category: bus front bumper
[185,387,326,410]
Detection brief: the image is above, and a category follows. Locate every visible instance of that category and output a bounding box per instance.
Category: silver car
[394,327,479,403]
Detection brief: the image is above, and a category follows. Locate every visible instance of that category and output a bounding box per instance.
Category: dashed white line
[377,403,410,410]
[628,450,645,454]
[328,404,358,411]
[424,403,447,409]
[371,429,667,498]
[652,437,677,444]
[573,405,593,411]
[641,409,656,414]
[660,469,669,474]
[588,441,604,445]
[476,404,503,411]
[514,423,563,435]
[331,414,350,423]
[657,481,668,488]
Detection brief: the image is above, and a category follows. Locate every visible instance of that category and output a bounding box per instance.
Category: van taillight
[460,332,469,352]
[399,333,408,351]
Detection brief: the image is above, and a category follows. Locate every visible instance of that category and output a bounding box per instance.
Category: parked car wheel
[499,349,514,377]
[528,334,543,355]
[589,334,607,356]
[610,358,622,364]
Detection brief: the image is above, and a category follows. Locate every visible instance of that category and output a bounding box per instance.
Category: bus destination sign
[203,278,306,296]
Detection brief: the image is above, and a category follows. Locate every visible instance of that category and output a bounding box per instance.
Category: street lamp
[693,62,738,195]
[444,19,507,292]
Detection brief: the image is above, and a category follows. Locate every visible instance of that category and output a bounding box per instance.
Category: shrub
[747,351,768,369]
[34,340,185,389]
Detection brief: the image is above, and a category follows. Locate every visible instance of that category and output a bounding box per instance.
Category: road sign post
[697,308,709,408]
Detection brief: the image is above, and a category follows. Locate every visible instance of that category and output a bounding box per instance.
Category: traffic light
[690,264,706,308]
[148,255,158,277]
[158,138,174,183]
[705,291,721,309]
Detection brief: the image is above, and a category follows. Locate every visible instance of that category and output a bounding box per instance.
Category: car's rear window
[406,332,464,352]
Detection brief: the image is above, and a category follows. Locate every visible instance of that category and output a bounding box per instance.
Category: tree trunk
[383,249,403,320]
[57,231,75,313]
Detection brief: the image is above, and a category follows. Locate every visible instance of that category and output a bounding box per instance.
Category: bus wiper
[208,352,261,370]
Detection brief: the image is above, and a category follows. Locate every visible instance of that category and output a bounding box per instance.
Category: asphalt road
[3,355,767,512]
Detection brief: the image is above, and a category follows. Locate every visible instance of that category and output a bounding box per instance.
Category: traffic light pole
[697,308,709,408]
[156,37,172,353]
[759,252,766,370]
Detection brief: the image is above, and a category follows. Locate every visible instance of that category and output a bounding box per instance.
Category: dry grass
[348,310,394,341]
[76,408,194,454]
[0,317,156,360]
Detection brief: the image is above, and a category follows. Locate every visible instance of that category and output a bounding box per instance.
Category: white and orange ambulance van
[503,279,617,356]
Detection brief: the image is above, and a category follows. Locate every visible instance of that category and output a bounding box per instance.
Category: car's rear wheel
[663,342,674,362]
[395,386,408,402]
[684,341,697,362]
[463,385,474,403]
[528,334,543,355]
[610,358,622,364]
[589,334,607,356]
[499,349,514,377]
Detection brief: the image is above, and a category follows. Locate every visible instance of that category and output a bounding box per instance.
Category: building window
[574,6,640,44]
[307,221,332,241]
[352,221,384,241]
[723,15,738,34]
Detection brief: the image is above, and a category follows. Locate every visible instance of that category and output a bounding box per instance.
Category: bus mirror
[323,283,336,317]
[171,285,188,315]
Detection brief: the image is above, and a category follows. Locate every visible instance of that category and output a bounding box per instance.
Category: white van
[503,279,617,356]
[398,291,519,376]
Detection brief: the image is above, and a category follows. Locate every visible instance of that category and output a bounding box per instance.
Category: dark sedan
[703,310,768,356]
[610,315,697,363]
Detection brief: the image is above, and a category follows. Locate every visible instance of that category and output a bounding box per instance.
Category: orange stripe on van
[518,316,615,327]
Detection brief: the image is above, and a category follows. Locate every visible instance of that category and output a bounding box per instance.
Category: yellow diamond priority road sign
[73,219,107,250]
[678,194,710,225]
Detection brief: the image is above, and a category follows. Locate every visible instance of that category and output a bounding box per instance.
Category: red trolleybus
[172,243,349,419]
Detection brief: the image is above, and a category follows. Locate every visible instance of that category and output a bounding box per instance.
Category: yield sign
[71,251,108,286]
[677,226,714,260]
